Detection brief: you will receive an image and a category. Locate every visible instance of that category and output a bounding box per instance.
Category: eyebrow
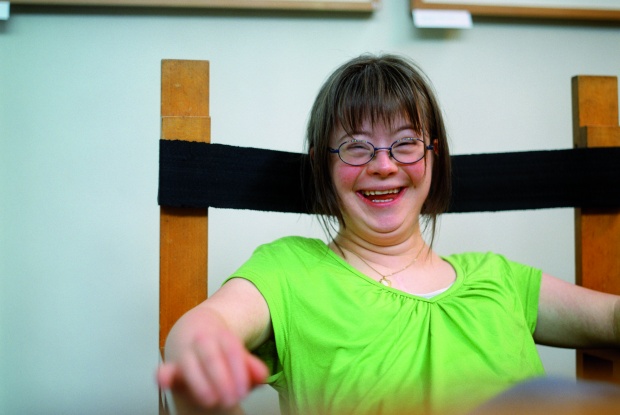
[338,124,418,142]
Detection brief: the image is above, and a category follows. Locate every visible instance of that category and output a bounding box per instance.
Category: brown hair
[305,54,451,244]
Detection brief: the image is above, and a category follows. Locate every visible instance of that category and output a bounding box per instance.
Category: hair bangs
[332,64,428,139]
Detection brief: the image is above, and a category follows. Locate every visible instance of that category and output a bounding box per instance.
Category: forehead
[331,113,416,142]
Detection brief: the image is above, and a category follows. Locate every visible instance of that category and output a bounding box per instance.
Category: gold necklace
[340,245,423,287]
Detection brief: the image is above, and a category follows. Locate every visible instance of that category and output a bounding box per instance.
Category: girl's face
[329,114,433,246]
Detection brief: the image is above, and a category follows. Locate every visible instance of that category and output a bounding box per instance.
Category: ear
[433,139,439,156]
[309,147,315,160]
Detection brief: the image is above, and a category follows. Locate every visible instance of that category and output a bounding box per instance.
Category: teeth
[362,188,400,196]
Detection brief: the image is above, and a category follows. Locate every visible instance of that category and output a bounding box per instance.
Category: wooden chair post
[572,75,620,383]
[159,59,210,414]
[160,59,210,352]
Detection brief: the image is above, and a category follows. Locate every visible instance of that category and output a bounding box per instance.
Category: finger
[219,331,251,399]
[194,336,238,408]
[156,363,176,389]
[178,351,219,408]
[246,353,269,385]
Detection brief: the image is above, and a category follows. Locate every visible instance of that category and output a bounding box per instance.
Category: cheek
[406,162,430,182]
[331,164,362,193]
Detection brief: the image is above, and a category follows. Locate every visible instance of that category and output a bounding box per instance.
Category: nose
[366,148,398,176]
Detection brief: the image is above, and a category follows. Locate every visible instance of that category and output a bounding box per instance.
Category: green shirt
[230,236,544,415]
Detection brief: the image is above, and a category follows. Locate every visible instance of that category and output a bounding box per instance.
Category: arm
[534,273,620,348]
[157,278,272,413]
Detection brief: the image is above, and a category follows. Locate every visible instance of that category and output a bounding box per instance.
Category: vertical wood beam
[160,60,210,351]
[572,75,620,383]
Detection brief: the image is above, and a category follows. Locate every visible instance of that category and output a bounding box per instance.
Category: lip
[357,187,405,205]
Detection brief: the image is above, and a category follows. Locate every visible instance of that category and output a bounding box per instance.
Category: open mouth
[359,188,402,203]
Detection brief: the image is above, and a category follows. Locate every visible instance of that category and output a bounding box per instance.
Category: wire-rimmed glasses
[329,138,434,166]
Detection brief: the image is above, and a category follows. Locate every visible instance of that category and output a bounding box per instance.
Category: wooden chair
[158,60,620,412]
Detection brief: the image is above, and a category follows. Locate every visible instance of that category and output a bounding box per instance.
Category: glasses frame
[329,137,434,166]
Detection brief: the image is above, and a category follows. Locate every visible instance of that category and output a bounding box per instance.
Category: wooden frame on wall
[12,0,379,12]
[411,0,620,21]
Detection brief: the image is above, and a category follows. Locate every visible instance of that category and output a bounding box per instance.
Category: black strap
[450,148,620,212]
[158,140,311,213]
[158,140,620,213]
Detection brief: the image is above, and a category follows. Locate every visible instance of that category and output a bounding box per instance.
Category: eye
[392,138,421,154]
[342,141,372,153]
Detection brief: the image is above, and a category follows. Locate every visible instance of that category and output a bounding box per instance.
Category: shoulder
[241,236,331,270]
[254,236,327,255]
[444,251,513,270]
[443,252,541,280]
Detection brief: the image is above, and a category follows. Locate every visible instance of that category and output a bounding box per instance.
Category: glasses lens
[340,141,373,165]
[392,138,425,164]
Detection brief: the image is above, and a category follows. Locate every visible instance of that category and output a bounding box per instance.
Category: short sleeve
[223,237,299,383]
[503,257,543,334]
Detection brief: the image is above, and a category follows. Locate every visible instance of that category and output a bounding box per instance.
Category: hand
[157,329,269,411]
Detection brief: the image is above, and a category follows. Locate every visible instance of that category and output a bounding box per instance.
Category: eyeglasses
[329,137,434,166]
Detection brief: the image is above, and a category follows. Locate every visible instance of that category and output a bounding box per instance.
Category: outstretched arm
[157,278,272,413]
[534,273,620,348]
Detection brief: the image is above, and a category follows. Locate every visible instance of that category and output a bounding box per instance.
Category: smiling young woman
[157,54,620,415]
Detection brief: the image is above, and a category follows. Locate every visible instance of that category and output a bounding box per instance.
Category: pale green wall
[1,2,619,414]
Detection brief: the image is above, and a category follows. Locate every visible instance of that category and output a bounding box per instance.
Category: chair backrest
[157,62,620,411]
[572,75,620,383]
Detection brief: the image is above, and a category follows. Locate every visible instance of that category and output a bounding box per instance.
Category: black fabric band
[159,140,311,213]
[158,140,620,214]
[450,148,620,212]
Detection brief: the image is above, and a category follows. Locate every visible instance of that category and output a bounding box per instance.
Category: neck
[331,231,430,266]
[332,235,430,287]
[337,211,425,249]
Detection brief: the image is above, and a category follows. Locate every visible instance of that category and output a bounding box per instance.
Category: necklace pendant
[379,277,391,287]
